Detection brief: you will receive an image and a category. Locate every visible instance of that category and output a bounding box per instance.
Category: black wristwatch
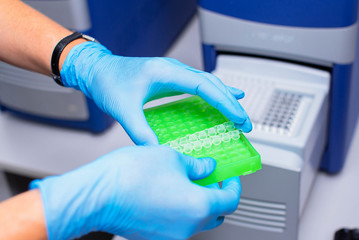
[51,32,96,86]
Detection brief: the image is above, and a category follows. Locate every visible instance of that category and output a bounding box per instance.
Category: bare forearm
[0,0,85,75]
[0,189,47,240]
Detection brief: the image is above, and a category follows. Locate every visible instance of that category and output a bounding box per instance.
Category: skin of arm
[0,1,88,239]
[0,190,47,240]
[0,0,85,75]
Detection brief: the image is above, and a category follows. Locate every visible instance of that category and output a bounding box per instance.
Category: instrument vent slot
[225,197,287,233]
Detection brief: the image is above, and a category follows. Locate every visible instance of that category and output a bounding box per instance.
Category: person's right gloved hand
[30,146,241,240]
[60,41,252,146]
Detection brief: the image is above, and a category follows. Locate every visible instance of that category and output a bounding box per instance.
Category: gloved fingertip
[216,216,225,227]
[234,117,252,133]
[125,119,159,146]
[229,113,247,125]
[203,157,217,172]
[222,177,241,196]
[241,118,253,133]
[136,133,160,146]
[29,179,41,190]
[142,130,160,145]
[202,216,225,231]
[197,157,217,178]
[186,157,217,180]
[227,87,245,99]
[228,104,249,126]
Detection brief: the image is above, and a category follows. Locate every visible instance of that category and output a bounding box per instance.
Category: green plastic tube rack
[144,96,261,186]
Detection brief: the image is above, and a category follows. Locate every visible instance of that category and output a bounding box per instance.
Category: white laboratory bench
[1,16,359,240]
[0,114,133,178]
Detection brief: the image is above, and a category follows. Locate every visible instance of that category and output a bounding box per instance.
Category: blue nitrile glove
[30,146,241,240]
[61,42,252,145]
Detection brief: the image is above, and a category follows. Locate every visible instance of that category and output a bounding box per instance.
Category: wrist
[51,32,97,86]
[0,190,47,240]
[59,38,88,72]
[30,175,95,240]
[60,41,112,97]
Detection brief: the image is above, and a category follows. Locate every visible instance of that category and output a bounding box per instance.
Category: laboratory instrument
[192,1,359,240]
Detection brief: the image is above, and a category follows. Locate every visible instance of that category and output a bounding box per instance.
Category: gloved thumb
[182,156,217,181]
[118,106,159,146]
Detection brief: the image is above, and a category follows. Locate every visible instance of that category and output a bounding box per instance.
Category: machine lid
[198,0,358,28]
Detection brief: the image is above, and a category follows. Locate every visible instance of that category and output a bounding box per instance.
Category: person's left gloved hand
[30,146,241,240]
[61,42,252,145]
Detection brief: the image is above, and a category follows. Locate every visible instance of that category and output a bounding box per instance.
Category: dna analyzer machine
[192,1,359,240]
[0,0,196,133]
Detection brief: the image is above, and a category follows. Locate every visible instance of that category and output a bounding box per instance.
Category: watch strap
[51,32,94,86]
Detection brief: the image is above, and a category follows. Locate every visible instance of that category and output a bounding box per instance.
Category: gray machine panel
[192,158,301,240]
[199,7,357,65]
[0,171,11,201]
[0,62,89,120]
[0,0,91,121]
[24,0,91,31]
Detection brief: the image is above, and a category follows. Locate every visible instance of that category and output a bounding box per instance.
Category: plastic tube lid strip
[163,121,242,154]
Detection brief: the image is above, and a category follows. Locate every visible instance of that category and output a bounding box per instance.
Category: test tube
[188,134,198,142]
[230,130,241,140]
[224,121,236,131]
[203,138,212,148]
[173,145,183,153]
[183,143,193,154]
[212,135,222,145]
[207,127,217,137]
[179,136,189,145]
[198,130,207,140]
[216,124,226,134]
[221,132,231,142]
[169,140,179,148]
[193,140,203,151]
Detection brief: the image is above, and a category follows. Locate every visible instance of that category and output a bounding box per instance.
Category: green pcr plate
[144,96,261,186]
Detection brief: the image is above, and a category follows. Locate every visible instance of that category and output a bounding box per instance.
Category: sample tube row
[164,122,242,154]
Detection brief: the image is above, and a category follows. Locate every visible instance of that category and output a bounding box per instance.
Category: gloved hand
[61,42,252,145]
[30,146,241,240]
